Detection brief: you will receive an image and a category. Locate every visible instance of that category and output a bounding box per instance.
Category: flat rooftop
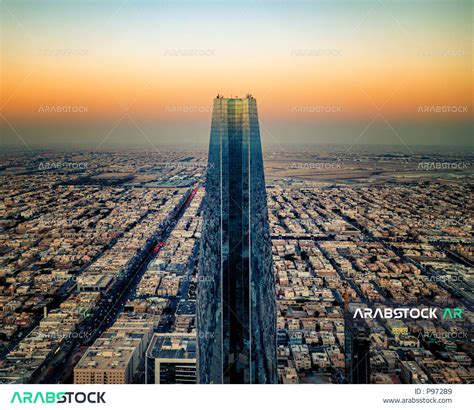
[75,338,141,370]
[147,333,196,360]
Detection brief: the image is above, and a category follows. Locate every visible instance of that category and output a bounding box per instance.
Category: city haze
[1,0,472,149]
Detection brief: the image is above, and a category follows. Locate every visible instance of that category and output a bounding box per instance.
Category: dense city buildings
[1,8,472,410]
[0,147,472,384]
[264,148,473,384]
[197,96,277,384]
[0,151,204,383]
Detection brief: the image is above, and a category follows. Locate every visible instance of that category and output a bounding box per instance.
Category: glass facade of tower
[345,313,371,384]
[197,96,277,384]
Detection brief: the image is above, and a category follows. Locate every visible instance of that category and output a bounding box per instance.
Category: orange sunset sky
[1,0,472,147]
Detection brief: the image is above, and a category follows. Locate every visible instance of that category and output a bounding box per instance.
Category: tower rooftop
[215,93,255,100]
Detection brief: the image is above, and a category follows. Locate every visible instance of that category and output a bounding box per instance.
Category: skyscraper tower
[345,321,371,383]
[344,294,371,384]
[197,95,277,384]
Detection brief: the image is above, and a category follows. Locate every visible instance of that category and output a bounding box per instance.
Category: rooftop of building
[215,93,255,100]
[147,333,196,360]
[75,338,141,370]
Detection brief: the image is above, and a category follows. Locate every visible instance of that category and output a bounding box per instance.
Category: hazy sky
[1,0,472,149]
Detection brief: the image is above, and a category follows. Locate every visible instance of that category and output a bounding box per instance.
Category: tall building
[344,310,371,384]
[197,95,277,384]
[146,333,197,384]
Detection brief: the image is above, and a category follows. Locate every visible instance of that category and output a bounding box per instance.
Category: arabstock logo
[353,307,462,320]
[11,391,106,404]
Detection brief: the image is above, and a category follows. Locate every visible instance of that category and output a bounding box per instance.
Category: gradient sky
[1,0,472,148]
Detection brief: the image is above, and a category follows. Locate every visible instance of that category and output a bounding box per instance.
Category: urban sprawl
[0,149,472,384]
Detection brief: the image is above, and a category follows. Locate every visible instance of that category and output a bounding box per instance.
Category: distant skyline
[1,0,472,148]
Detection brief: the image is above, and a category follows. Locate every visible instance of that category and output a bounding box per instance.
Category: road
[36,186,198,383]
